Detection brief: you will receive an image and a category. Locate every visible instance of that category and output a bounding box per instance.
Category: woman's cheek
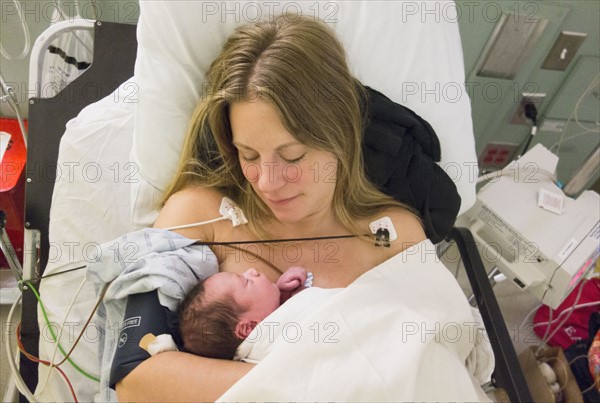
[242,162,261,183]
[281,163,304,184]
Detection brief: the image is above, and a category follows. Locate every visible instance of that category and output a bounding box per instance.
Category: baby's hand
[277,266,307,291]
[277,266,308,303]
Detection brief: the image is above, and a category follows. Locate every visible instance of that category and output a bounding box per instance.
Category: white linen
[220,239,493,402]
[234,287,342,364]
[45,78,138,274]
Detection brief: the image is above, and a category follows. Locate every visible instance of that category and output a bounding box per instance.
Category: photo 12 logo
[1,1,139,24]
[199,1,340,24]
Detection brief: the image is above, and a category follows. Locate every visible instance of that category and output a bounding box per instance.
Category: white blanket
[220,239,493,402]
[235,287,343,364]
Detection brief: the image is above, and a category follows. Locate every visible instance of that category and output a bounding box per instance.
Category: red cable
[16,323,79,403]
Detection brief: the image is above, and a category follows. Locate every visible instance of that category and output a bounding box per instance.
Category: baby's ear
[234,320,257,339]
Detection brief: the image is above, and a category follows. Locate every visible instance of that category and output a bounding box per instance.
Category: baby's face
[204,268,281,322]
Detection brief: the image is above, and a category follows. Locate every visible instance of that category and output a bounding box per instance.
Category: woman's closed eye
[240,153,306,164]
[240,154,259,162]
[281,153,306,164]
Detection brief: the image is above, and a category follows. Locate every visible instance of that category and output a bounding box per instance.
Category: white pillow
[132,0,477,225]
[47,78,136,273]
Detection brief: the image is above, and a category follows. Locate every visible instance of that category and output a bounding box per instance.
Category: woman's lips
[266,195,298,206]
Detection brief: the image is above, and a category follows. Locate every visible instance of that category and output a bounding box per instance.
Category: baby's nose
[244,268,259,277]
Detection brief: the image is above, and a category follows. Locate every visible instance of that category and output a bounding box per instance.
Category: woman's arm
[116,351,253,402]
[116,186,252,401]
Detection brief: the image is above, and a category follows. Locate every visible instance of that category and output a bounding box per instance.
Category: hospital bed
[9,1,533,401]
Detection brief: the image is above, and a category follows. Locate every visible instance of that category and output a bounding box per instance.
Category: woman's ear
[234,320,258,339]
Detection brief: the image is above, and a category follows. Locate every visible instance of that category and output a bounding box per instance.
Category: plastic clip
[219,197,248,227]
[369,216,396,247]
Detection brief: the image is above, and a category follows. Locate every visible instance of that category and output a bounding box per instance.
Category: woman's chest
[215,237,394,288]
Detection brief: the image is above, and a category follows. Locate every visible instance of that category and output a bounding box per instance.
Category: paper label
[539,119,566,133]
[558,239,578,261]
[538,188,564,215]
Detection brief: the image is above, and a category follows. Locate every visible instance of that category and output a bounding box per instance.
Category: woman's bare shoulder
[153,185,225,239]
[169,185,225,203]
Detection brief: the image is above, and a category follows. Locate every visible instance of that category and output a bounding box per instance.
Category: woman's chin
[271,211,301,224]
[265,199,303,223]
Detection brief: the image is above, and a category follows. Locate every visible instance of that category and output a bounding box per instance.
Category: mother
[117,13,425,401]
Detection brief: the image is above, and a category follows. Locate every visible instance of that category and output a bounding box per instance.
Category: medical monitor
[459,145,600,309]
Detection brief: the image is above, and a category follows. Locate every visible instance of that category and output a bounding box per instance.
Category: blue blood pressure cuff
[109,290,182,389]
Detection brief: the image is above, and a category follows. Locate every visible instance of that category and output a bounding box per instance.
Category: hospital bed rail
[450,227,533,402]
[20,20,137,399]
[27,19,95,99]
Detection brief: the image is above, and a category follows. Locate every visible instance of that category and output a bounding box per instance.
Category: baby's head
[179,268,280,359]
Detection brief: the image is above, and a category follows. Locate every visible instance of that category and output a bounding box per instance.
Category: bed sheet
[35,79,138,402]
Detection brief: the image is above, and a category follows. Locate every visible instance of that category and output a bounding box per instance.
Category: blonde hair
[164,13,415,238]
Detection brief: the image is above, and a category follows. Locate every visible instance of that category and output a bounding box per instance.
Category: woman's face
[230,100,338,224]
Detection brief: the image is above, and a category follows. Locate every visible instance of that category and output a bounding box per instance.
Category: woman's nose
[256,161,285,193]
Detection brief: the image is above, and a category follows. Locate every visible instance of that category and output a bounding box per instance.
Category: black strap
[109,291,182,389]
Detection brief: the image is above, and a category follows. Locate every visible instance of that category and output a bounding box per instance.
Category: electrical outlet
[479,142,519,170]
[510,93,546,125]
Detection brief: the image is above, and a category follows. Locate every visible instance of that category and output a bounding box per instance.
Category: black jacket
[362,87,460,243]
